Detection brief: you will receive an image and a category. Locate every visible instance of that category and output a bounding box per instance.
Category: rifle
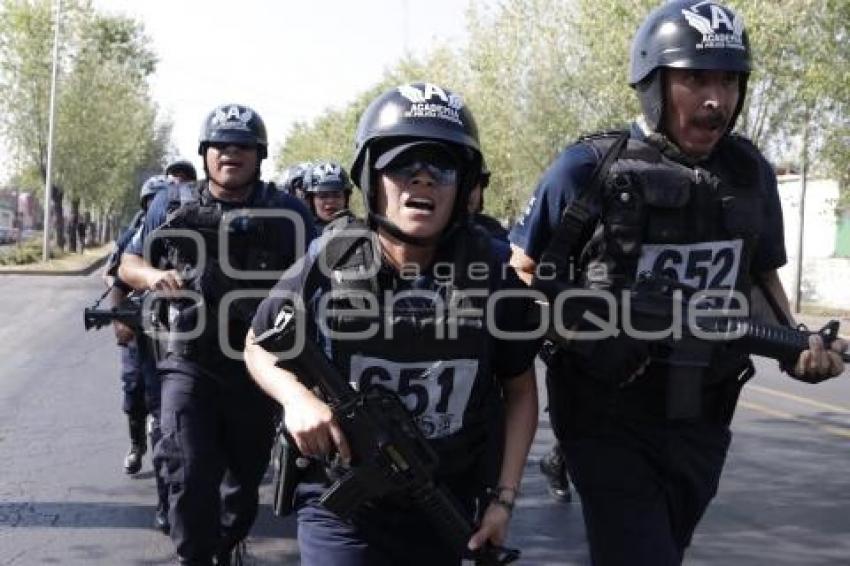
[254,306,520,565]
[535,273,848,418]
[534,272,850,367]
[83,287,145,331]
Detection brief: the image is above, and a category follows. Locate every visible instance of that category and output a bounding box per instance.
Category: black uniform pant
[156,366,276,565]
[120,337,167,505]
[295,476,482,566]
[120,337,160,418]
[551,375,732,566]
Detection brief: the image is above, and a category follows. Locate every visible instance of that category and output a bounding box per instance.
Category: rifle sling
[538,131,629,279]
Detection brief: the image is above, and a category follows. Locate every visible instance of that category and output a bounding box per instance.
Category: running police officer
[104,174,173,532]
[165,159,198,183]
[245,82,539,566]
[119,103,314,565]
[509,2,847,564]
[303,161,354,231]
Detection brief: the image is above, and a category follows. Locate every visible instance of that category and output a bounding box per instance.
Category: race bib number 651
[348,355,478,439]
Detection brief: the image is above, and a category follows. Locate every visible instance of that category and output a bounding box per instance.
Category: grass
[0,235,112,271]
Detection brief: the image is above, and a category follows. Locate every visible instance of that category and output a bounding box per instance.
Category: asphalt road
[0,273,848,565]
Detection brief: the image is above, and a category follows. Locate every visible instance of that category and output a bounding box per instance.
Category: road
[0,273,848,565]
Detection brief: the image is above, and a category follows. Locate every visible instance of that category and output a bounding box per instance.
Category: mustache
[691,111,729,130]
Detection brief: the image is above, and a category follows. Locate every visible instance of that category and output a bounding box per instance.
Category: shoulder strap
[303,220,378,303]
[538,131,629,279]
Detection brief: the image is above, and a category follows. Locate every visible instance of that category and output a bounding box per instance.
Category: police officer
[508,2,847,564]
[279,161,313,201]
[119,103,315,565]
[303,161,353,230]
[468,161,508,242]
[245,82,539,566]
[468,160,511,264]
[165,159,198,183]
[104,174,173,532]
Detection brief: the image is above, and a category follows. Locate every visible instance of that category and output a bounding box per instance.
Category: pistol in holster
[271,421,305,517]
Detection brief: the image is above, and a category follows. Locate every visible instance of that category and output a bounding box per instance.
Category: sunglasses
[208,142,255,152]
[383,160,458,186]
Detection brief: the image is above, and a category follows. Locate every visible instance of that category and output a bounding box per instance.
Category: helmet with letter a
[629,0,751,132]
[349,82,482,243]
[197,103,268,159]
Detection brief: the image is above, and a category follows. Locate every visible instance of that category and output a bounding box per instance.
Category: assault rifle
[254,306,520,566]
[534,272,850,367]
[83,289,145,331]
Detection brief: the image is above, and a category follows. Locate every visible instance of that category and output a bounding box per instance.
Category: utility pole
[793,112,811,314]
[42,0,62,262]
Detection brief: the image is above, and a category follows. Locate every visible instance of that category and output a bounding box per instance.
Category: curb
[0,252,110,277]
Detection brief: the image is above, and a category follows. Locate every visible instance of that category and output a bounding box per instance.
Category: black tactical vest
[307,221,503,477]
[578,133,763,296]
[162,181,294,360]
[565,133,768,412]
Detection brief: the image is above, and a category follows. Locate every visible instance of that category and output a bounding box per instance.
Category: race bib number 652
[348,355,478,439]
[637,239,743,290]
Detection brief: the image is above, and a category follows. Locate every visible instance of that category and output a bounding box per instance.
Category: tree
[276,0,850,221]
[0,0,169,253]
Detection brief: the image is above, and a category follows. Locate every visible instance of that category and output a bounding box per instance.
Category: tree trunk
[52,185,65,253]
[69,197,80,253]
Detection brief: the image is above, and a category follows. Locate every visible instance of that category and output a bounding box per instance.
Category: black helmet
[479,159,490,190]
[279,162,313,195]
[629,0,751,132]
[350,82,482,245]
[305,162,352,194]
[139,174,173,207]
[198,103,268,159]
[165,159,197,181]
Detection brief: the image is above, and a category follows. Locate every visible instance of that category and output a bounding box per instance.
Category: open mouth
[694,114,727,133]
[405,197,435,212]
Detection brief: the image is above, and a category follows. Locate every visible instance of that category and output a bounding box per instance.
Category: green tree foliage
[0,0,170,248]
[279,0,850,220]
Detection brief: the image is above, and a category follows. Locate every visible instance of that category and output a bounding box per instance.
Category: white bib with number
[636,239,743,290]
[348,355,478,439]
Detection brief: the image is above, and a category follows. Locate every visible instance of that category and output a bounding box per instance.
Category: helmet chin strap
[367,211,436,247]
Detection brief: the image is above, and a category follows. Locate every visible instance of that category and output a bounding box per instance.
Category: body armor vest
[162,180,293,360]
[578,133,763,294]
[565,132,768,414]
[307,221,502,477]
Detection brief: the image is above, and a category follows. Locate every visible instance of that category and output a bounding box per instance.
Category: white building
[775,175,850,310]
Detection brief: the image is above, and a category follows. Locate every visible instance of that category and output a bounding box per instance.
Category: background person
[119,103,315,565]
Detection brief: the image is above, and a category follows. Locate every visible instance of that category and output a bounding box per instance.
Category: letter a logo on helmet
[212,105,255,132]
[682,1,746,52]
[396,83,465,127]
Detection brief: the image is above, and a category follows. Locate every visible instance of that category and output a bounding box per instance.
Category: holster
[272,422,303,517]
[711,360,755,426]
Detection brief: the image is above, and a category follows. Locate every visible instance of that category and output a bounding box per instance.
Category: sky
[90,0,484,178]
